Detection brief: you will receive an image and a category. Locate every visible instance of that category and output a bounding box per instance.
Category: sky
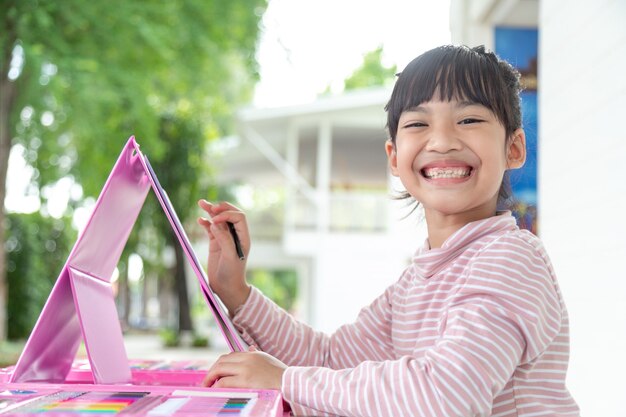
[252,0,451,107]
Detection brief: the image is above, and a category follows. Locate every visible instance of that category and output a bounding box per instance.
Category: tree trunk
[158,274,169,326]
[118,265,131,331]
[0,49,18,342]
[172,232,193,333]
[141,269,149,322]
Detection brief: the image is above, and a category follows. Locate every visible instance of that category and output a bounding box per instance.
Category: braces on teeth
[424,168,471,179]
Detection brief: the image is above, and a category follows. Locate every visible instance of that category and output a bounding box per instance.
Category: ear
[385,140,399,176]
[507,128,526,169]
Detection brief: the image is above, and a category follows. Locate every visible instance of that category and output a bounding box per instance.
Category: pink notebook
[8,137,248,385]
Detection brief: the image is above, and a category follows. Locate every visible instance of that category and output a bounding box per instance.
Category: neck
[424,205,499,249]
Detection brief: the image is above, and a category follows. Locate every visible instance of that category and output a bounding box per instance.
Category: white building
[451,1,626,416]
[211,87,425,334]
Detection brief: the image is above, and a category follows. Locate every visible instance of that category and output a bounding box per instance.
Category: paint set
[0,138,285,416]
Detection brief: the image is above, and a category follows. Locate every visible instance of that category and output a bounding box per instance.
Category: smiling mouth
[421,167,472,179]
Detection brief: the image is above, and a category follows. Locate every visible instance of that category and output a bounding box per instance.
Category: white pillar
[316,120,332,233]
[285,122,299,232]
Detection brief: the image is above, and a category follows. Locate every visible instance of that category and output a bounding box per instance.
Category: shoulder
[464,228,561,311]
[474,227,552,274]
[452,229,565,362]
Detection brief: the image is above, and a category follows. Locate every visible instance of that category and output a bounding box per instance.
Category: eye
[403,121,428,129]
[459,118,483,125]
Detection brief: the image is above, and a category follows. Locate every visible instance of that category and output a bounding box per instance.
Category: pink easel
[9,137,248,385]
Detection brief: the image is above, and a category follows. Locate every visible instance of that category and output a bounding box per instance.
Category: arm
[198,199,397,368]
[281,236,563,416]
[284,301,529,415]
[204,292,534,416]
[232,282,397,368]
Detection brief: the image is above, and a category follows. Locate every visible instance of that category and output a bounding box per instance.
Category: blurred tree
[149,108,211,333]
[247,268,298,312]
[343,46,397,91]
[5,212,74,339]
[0,0,266,339]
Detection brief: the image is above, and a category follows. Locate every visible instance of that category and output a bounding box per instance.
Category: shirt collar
[412,212,518,279]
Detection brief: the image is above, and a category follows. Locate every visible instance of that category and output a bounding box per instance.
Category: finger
[209,210,245,226]
[198,201,246,230]
[198,200,226,215]
[197,217,216,241]
[198,199,216,215]
[197,216,213,228]
[210,352,247,364]
[212,375,243,389]
[202,361,237,387]
[213,223,246,261]
[213,201,243,213]
[210,222,235,250]
[198,201,246,226]
[201,374,215,387]
[209,211,248,240]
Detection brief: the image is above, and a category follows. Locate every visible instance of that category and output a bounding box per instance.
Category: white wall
[539,0,626,415]
[284,200,426,333]
[309,234,402,333]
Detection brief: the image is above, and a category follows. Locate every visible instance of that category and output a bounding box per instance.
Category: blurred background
[1,0,624,416]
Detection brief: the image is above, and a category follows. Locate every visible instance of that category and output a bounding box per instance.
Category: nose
[424,123,463,153]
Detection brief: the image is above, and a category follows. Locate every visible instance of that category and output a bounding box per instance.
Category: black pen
[227,221,245,260]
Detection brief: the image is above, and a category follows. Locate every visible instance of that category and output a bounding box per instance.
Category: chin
[422,200,477,216]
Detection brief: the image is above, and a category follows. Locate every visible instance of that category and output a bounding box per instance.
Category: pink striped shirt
[233,213,579,416]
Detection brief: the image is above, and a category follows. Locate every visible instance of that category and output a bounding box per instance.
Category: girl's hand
[197,200,251,315]
[202,347,287,390]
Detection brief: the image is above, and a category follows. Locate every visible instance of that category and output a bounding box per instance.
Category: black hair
[385,44,523,209]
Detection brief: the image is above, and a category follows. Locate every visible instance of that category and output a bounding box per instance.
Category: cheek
[397,152,419,174]
[395,141,421,168]
[478,141,509,170]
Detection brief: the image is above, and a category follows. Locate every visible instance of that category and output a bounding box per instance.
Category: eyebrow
[405,100,484,114]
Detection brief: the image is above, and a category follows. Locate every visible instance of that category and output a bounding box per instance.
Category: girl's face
[386,99,526,223]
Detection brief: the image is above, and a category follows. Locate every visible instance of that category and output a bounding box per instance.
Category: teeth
[423,167,471,179]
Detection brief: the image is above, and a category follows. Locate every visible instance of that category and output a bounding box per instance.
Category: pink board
[2,359,209,386]
[9,137,247,385]
[0,382,283,416]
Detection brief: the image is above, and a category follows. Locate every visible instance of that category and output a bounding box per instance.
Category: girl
[197,45,579,416]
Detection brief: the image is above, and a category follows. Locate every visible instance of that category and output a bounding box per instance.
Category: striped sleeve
[280,235,563,416]
[232,281,397,369]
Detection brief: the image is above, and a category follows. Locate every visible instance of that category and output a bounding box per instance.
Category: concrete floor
[122,332,229,363]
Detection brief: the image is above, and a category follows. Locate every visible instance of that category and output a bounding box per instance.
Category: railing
[328,191,389,232]
[290,193,387,232]
[246,190,390,240]
[290,191,389,232]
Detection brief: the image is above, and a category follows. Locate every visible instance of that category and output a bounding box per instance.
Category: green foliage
[191,333,209,348]
[1,0,268,336]
[0,340,24,367]
[159,328,180,348]
[158,329,209,348]
[2,0,267,203]
[344,46,397,91]
[131,108,211,275]
[5,212,75,340]
[247,269,298,312]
